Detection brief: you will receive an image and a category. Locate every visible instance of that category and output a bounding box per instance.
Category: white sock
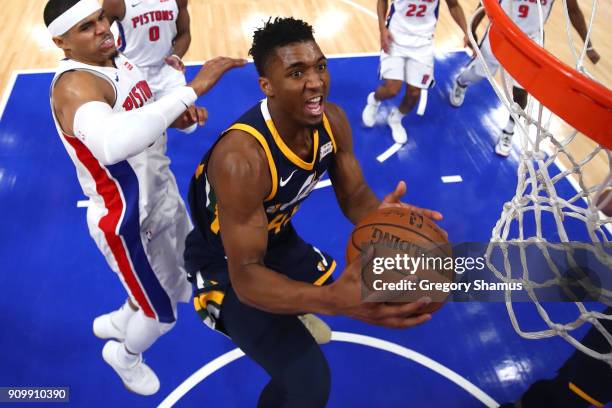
[109,300,137,333]
[124,310,176,355]
[504,116,515,134]
[457,65,484,87]
[116,343,140,368]
[388,107,405,124]
[368,92,380,106]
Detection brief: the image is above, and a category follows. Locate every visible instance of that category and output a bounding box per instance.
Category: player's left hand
[171,105,208,130]
[165,54,186,73]
[586,48,600,64]
[379,181,444,221]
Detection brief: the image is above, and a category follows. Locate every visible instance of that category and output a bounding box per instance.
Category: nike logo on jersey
[279,170,297,187]
[131,1,142,7]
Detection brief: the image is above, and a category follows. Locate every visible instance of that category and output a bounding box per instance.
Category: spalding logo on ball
[346,206,453,314]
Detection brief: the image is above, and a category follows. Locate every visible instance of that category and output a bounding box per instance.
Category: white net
[471,0,612,365]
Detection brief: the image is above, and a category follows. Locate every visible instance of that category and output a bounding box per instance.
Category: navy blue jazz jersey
[184,99,338,328]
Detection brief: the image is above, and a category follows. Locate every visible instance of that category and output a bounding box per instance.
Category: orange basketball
[346,206,452,314]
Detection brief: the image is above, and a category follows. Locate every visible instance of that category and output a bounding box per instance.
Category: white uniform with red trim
[50,54,192,323]
[469,0,554,80]
[380,0,441,88]
[115,0,185,99]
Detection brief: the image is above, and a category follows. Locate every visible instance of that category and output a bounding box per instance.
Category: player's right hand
[379,27,393,53]
[327,247,432,329]
[189,56,247,96]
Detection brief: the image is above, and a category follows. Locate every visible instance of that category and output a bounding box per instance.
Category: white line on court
[76,200,91,208]
[441,175,463,183]
[0,71,18,121]
[315,179,332,189]
[158,331,498,408]
[337,0,378,19]
[377,143,403,163]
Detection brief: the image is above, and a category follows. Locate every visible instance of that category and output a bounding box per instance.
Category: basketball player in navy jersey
[185,17,444,407]
[44,0,244,395]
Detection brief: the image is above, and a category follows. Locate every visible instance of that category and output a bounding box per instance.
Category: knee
[286,353,331,407]
[382,80,403,97]
[404,86,421,101]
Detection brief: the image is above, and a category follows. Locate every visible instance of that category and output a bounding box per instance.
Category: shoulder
[53,70,114,106]
[208,129,271,200]
[324,102,352,149]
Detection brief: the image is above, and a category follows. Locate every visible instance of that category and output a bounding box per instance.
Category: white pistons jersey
[50,54,192,322]
[387,0,441,48]
[501,0,554,38]
[117,0,179,67]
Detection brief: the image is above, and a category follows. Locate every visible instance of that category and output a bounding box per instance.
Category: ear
[53,36,69,51]
[258,77,274,97]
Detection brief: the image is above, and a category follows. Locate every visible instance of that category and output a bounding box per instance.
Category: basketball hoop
[474,0,612,365]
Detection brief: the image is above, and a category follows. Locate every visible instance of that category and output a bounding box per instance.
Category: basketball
[346,206,452,314]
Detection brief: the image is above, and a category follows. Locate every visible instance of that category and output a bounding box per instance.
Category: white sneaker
[298,314,332,344]
[495,130,514,157]
[449,79,467,107]
[93,313,125,341]
[102,340,160,396]
[362,92,380,127]
[387,108,408,144]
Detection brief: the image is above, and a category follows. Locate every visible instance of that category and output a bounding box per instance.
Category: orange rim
[481,0,611,148]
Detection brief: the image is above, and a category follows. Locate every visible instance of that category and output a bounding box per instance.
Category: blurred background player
[44,0,244,395]
[449,0,600,157]
[103,0,198,133]
[185,17,443,407]
[362,0,470,144]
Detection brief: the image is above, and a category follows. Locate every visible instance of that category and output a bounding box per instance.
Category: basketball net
[474,0,612,365]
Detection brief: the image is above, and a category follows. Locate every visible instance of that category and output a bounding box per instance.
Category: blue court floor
[0,53,606,407]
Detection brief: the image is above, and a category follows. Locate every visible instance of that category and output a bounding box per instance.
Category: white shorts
[140,62,187,100]
[380,42,435,89]
[86,175,192,323]
[467,29,543,90]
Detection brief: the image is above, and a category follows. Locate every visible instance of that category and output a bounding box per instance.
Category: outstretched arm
[326,103,443,224]
[566,0,600,64]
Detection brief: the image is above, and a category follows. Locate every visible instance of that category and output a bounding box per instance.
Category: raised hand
[379,181,444,221]
[164,54,186,73]
[189,56,247,96]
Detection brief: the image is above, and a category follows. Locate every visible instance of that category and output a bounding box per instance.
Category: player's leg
[451,31,499,107]
[362,53,405,127]
[501,308,612,407]
[385,55,433,144]
[221,286,331,408]
[495,86,527,157]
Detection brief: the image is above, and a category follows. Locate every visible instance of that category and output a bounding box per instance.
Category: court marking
[377,143,403,162]
[157,331,498,408]
[315,179,333,189]
[337,0,378,19]
[441,175,463,183]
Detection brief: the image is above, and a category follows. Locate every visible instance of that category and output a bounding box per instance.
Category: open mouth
[305,96,323,116]
[100,35,115,50]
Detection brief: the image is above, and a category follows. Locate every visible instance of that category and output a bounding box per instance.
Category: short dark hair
[249,17,315,76]
[44,0,80,27]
